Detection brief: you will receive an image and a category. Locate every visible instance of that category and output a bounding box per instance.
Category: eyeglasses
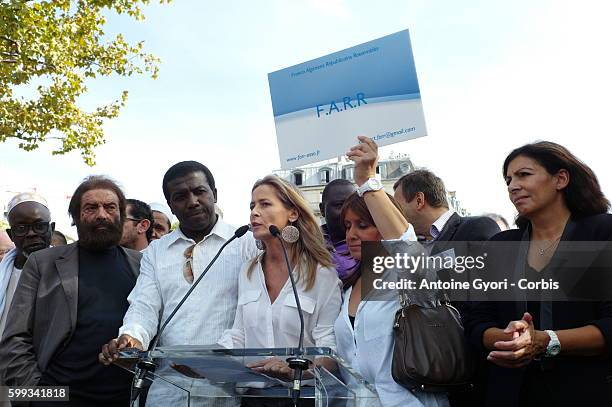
[183,244,196,284]
[11,222,51,237]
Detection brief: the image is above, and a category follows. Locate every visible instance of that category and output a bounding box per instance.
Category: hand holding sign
[346,136,410,240]
[347,136,379,186]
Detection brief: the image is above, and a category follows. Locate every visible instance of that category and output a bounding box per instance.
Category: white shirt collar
[165,217,235,248]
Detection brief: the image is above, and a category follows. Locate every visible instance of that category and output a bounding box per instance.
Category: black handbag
[391,291,475,392]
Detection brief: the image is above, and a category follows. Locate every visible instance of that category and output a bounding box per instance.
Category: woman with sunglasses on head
[464,141,612,406]
[218,175,342,406]
[334,137,449,407]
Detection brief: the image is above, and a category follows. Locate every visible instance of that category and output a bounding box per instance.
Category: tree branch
[0,36,18,46]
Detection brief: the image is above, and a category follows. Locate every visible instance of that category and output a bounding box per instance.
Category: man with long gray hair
[0,176,142,406]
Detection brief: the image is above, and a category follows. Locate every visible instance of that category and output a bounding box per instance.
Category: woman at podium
[218,175,342,403]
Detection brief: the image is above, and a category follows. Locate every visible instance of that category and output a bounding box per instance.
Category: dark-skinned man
[319,179,359,288]
[100,161,257,406]
[0,193,54,338]
[0,177,142,407]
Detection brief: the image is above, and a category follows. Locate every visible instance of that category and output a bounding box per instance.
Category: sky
[1,0,611,237]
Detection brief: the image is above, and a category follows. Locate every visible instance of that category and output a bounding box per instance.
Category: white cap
[6,192,49,216]
[149,202,173,224]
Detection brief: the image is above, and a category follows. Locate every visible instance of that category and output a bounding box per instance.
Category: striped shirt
[430,209,455,240]
[417,210,455,255]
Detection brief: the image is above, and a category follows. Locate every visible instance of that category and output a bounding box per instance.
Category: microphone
[268,225,310,406]
[234,224,251,238]
[129,225,251,404]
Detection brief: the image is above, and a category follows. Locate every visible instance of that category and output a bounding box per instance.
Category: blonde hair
[248,175,333,290]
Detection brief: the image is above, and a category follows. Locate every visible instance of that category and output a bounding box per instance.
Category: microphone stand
[269,225,310,407]
[129,225,250,406]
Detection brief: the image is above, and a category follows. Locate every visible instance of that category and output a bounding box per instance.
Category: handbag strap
[397,286,451,310]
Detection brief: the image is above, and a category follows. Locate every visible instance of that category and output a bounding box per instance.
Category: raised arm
[346,136,409,239]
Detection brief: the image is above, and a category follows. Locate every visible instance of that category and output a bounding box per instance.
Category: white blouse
[334,288,449,407]
[219,259,342,350]
[334,232,449,407]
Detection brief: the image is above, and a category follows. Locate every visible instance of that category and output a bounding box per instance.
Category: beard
[77,217,123,251]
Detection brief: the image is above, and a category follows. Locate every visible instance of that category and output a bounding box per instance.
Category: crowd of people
[0,137,610,407]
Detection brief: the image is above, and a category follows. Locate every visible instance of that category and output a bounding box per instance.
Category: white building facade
[273,155,468,219]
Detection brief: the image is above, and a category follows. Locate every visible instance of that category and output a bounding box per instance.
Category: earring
[255,239,265,250]
[281,222,300,243]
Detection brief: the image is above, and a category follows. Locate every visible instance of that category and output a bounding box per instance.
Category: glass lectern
[117,346,378,406]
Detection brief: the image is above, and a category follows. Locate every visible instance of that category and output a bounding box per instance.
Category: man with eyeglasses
[0,192,54,338]
[0,177,142,406]
[120,199,154,252]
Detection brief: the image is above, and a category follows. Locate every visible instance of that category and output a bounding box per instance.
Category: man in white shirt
[100,161,256,406]
[0,193,54,338]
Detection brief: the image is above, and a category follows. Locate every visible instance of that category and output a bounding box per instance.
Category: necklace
[534,235,562,256]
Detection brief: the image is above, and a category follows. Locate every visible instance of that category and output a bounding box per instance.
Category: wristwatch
[357,178,384,197]
[544,330,561,357]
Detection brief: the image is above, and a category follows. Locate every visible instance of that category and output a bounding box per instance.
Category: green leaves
[0,0,168,165]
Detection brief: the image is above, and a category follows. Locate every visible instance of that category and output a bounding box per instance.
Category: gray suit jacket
[0,242,141,386]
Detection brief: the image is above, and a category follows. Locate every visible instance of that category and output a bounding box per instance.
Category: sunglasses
[11,222,51,237]
[183,244,196,284]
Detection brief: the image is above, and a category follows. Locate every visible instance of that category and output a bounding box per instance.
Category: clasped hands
[487,312,550,368]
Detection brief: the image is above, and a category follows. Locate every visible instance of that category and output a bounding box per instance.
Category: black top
[433,213,501,245]
[524,262,554,331]
[41,245,136,403]
[432,213,501,315]
[464,214,612,407]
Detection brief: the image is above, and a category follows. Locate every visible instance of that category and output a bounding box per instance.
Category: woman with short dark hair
[465,141,612,406]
